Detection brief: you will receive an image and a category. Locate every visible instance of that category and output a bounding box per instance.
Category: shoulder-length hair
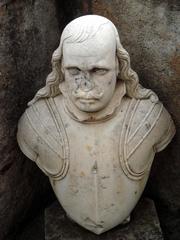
[28,16,157,106]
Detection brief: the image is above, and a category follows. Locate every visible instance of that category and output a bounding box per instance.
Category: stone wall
[0,0,179,239]
[0,1,61,239]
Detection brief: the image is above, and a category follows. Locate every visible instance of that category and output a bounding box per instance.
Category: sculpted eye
[91,68,109,75]
[67,67,81,75]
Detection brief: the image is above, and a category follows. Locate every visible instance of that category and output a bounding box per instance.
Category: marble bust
[17,15,176,234]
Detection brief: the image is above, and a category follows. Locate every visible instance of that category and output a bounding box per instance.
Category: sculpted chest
[51,109,149,234]
[17,96,175,234]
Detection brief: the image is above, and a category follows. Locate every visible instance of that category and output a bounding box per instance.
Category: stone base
[45,198,164,240]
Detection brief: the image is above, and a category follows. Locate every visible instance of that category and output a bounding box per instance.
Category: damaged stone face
[17,15,176,234]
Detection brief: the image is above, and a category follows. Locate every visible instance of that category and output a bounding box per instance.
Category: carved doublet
[17,95,175,233]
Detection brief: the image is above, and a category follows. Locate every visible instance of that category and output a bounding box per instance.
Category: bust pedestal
[45,198,164,240]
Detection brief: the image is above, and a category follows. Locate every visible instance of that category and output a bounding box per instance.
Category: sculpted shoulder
[119,97,176,181]
[126,97,176,154]
[17,96,69,180]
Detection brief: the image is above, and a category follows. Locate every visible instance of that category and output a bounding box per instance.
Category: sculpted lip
[78,98,99,104]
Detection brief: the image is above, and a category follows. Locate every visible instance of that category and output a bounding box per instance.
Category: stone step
[45,198,164,240]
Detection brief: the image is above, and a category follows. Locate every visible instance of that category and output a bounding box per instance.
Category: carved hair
[28,15,157,106]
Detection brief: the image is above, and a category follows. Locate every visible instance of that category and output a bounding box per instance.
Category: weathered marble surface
[45,198,164,240]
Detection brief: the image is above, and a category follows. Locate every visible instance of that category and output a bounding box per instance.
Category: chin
[76,103,104,113]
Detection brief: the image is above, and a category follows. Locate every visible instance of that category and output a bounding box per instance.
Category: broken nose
[80,78,94,92]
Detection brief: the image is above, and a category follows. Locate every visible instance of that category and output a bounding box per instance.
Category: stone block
[45,198,164,240]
